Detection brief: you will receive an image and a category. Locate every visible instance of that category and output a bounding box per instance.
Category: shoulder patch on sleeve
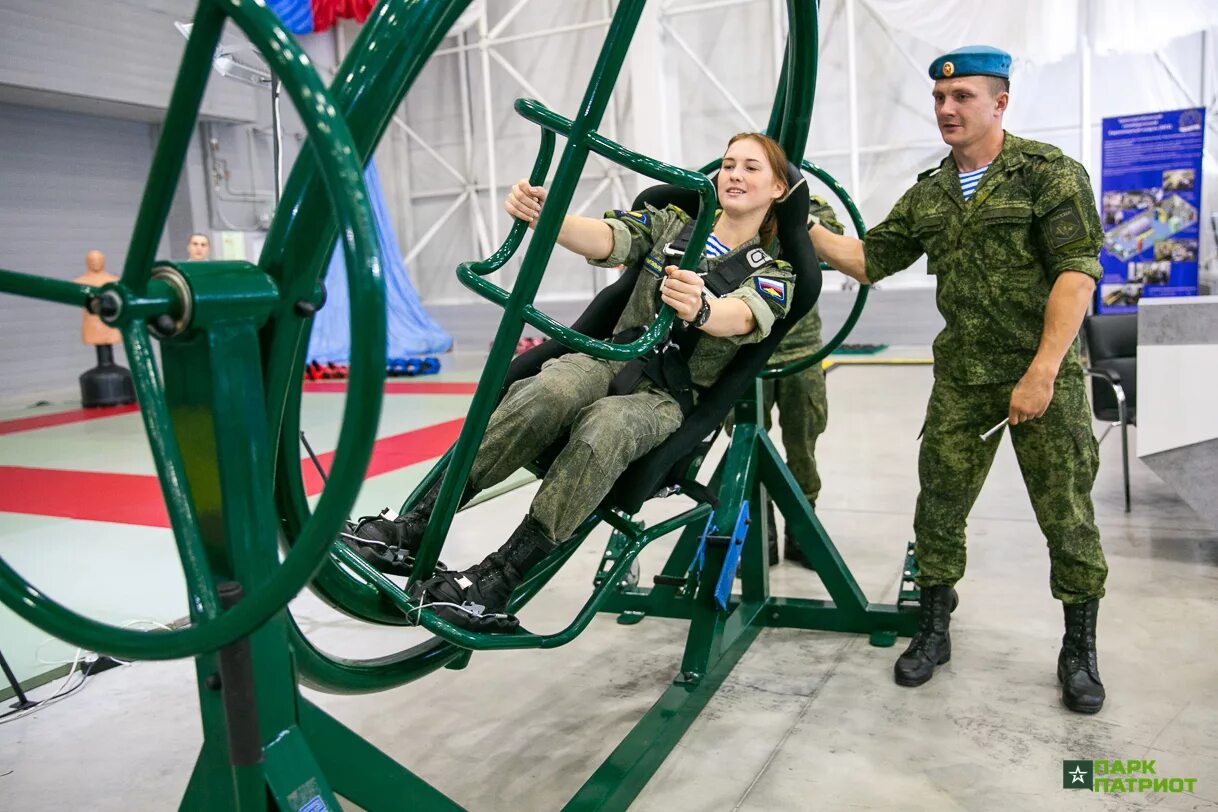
[612,209,651,227]
[755,276,787,304]
[1043,198,1088,251]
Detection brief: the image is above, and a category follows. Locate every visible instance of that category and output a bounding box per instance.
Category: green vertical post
[409,0,649,582]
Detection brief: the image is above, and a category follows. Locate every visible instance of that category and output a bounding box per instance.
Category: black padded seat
[500,166,822,514]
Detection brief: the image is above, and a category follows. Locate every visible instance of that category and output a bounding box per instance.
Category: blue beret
[928,45,1011,81]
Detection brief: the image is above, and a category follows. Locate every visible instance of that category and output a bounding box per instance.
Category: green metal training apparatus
[0,1,918,809]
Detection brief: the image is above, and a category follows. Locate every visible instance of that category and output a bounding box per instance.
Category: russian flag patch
[755,276,787,303]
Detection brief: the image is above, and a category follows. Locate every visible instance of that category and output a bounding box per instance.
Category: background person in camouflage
[729,195,845,569]
[807,45,1107,714]
[361,133,797,632]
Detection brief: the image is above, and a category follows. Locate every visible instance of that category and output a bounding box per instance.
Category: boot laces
[471,551,508,580]
[906,630,937,657]
[1063,606,1099,678]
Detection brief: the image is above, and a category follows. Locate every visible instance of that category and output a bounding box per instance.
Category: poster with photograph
[1098,108,1204,313]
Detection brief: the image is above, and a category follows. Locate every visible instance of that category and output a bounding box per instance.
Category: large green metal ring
[0,0,385,660]
[266,1,482,679]
[272,0,828,690]
[455,98,723,363]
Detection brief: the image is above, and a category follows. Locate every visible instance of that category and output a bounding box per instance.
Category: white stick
[979,418,1009,441]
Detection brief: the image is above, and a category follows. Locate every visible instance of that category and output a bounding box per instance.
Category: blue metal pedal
[687,502,751,610]
[713,501,750,610]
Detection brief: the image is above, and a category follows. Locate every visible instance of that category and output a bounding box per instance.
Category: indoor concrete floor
[1,355,1216,811]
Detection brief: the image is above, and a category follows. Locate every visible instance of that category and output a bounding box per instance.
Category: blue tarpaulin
[307,159,452,363]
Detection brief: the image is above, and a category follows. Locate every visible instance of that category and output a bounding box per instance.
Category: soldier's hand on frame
[659,266,706,322]
[1008,368,1055,425]
[505,178,546,228]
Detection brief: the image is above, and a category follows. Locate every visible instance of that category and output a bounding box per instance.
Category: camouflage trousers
[913,369,1106,604]
[469,353,683,541]
[722,363,828,505]
[761,363,828,505]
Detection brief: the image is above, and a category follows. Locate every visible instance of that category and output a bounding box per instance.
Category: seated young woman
[344,132,800,631]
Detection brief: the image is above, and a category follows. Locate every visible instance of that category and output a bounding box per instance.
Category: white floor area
[1,360,1216,811]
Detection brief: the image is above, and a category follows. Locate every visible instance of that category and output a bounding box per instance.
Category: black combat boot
[1058,599,1105,713]
[339,476,477,575]
[766,501,779,567]
[783,519,816,570]
[894,585,954,687]
[406,514,557,632]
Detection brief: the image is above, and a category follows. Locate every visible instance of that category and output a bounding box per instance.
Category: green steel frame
[0,2,919,810]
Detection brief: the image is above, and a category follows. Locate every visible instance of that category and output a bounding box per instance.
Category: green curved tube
[328,503,711,653]
[760,159,869,378]
[454,98,718,361]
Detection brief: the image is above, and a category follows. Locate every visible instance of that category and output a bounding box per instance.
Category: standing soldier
[808,46,1107,713]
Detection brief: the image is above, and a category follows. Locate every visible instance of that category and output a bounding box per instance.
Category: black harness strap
[607,220,780,415]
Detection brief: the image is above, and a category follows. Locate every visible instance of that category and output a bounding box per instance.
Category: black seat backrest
[1082,313,1137,421]
[501,164,822,514]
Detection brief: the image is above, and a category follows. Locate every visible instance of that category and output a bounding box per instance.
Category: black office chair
[1081,313,1137,512]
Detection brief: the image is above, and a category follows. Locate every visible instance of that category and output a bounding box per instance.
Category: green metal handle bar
[331,502,711,652]
[462,127,556,278]
[0,273,98,308]
[456,122,678,360]
[759,158,869,378]
[455,98,719,362]
[0,0,385,661]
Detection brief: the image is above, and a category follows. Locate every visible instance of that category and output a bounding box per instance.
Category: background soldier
[755,196,845,569]
[807,46,1108,714]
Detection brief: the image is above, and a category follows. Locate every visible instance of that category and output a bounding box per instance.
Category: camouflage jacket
[863,132,1103,384]
[590,205,796,389]
[767,195,846,367]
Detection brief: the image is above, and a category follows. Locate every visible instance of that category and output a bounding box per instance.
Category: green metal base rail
[0,2,922,810]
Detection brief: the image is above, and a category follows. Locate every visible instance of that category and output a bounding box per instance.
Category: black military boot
[894,585,954,687]
[1058,599,1105,713]
[766,501,780,567]
[406,514,557,632]
[783,521,815,571]
[339,476,476,575]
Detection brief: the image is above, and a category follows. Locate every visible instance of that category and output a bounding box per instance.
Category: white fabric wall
[371,0,1218,299]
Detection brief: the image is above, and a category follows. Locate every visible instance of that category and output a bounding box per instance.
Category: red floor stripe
[0,383,476,438]
[299,418,464,493]
[0,404,139,436]
[0,467,170,527]
[0,418,466,528]
[302,381,479,395]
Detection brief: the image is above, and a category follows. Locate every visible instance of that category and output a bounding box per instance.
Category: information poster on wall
[1097,107,1205,313]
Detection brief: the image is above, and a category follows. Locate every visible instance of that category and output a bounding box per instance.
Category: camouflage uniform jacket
[863,132,1104,384]
[590,204,796,389]
[768,195,846,367]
